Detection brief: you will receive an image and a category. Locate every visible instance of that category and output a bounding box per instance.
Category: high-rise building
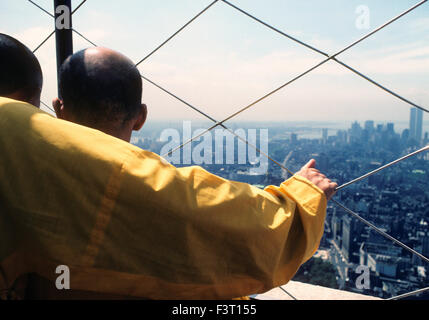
[410,108,416,139]
[322,128,328,144]
[337,130,347,143]
[409,107,423,142]
[401,129,409,141]
[291,133,298,144]
[342,216,359,263]
[417,108,423,142]
[350,121,362,143]
[363,120,374,143]
[423,235,429,259]
[364,120,374,133]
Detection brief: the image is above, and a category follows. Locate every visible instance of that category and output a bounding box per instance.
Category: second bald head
[58,47,143,128]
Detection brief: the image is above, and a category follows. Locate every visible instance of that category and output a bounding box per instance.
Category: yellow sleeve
[0,97,327,299]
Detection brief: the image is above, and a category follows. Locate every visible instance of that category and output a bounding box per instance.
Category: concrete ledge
[252,281,381,300]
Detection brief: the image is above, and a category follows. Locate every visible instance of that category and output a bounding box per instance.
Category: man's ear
[52,98,65,119]
[132,103,147,131]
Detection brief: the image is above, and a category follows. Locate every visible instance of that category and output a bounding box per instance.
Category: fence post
[54,0,73,97]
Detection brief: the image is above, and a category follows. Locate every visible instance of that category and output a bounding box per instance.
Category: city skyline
[132,111,429,298]
[1,0,428,124]
[1,1,428,301]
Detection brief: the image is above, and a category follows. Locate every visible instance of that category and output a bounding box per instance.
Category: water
[131,120,429,143]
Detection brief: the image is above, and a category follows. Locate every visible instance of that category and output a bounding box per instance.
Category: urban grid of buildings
[133,107,428,299]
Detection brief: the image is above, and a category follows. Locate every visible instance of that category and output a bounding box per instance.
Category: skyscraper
[409,107,423,143]
[416,108,423,142]
[322,128,328,144]
[364,120,374,133]
[291,133,298,144]
[423,235,429,257]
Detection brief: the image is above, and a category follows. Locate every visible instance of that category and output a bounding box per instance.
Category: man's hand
[295,159,337,200]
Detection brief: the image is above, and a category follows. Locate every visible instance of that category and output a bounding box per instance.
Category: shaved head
[59,47,143,128]
[0,33,43,106]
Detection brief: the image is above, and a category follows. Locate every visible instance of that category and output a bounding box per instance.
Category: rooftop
[252,281,381,300]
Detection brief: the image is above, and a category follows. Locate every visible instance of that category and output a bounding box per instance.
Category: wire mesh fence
[14,0,429,299]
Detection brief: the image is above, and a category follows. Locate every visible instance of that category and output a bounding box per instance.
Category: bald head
[58,47,143,130]
[0,33,43,107]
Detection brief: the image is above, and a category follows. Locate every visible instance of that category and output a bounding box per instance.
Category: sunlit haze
[1,0,428,129]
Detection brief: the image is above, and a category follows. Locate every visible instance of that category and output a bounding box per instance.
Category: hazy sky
[1,0,428,130]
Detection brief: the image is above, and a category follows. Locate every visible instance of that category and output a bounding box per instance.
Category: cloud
[409,17,429,33]
[0,26,53,52]
[344,43,429,75]
[4,1,426,122]
[137,37,428,122]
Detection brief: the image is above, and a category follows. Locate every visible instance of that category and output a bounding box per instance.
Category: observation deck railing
[25,0,429,300]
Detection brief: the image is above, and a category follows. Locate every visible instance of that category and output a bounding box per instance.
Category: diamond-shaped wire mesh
[25,0,429,299]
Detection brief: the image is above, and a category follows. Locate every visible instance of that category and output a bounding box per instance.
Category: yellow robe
[0,97,327,299]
